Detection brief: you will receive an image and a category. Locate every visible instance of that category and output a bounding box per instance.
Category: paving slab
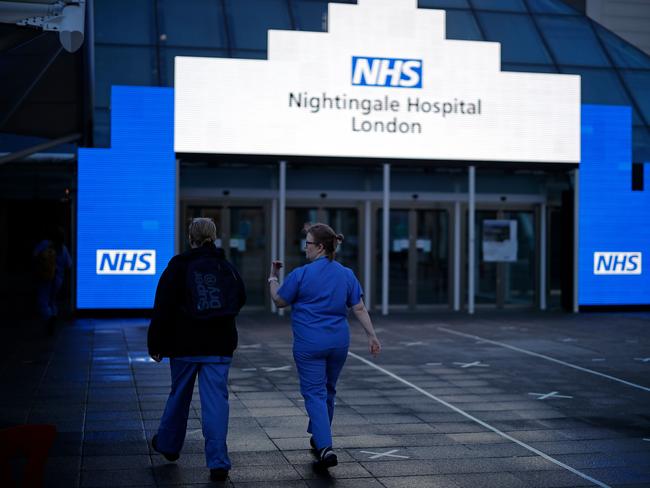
[2,311,650,487]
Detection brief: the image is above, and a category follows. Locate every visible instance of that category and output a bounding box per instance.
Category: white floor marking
[425,362,442,366]
[348,351,611,488]
[453,361,489,368]
[561,338,577,342]
[633,357,650,363]
[401,341,427,346]
[438,327,650,393]
[591,358,606,362]
[262,365,291,372]
[239,344,262,349]
[360,449,409,460]
[643,438,650,442]
[528,391,573,400]
[241,368,257,372]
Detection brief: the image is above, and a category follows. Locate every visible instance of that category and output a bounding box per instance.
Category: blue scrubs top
[278,256,363,352]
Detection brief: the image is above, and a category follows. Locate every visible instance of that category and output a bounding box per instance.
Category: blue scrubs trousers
[293,347,348,450]
[156,356,232,469]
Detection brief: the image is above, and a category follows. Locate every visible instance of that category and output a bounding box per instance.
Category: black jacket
[147,244,246,357]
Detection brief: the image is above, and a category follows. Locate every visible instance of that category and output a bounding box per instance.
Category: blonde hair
[305,222,344,261]
[188,218,217,246]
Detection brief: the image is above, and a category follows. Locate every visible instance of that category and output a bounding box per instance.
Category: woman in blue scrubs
[269,223,381,469]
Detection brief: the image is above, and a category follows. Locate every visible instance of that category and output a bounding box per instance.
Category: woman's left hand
[368,336,381,357]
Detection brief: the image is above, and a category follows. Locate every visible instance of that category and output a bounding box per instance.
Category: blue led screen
[77,86,176,309]
[579,105,650,306]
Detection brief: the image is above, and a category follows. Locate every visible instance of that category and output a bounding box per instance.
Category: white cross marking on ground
[401,341,426,346]
[239,344,261,349]
[634,358,650,363]
[262,365,291,372]
[360,449,409,460]
[453,361,489,368]
[528,391,573,400]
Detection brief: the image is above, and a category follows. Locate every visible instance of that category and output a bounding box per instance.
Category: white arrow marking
[453,361,489,368]
[528,391,573,400]
[360,449,409,460]
[262,365,291,372]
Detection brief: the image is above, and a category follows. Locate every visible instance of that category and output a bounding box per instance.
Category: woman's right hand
[368,336,381,357]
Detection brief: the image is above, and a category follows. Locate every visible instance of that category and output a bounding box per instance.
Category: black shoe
[314,446,338,469]
[151,434,179,462]
[210,468,229,481]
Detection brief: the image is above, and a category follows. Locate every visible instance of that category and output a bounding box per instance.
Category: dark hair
[304,222,344,261]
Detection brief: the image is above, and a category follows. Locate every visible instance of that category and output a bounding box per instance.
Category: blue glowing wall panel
[77,86,175,309]
[579,105,650,306]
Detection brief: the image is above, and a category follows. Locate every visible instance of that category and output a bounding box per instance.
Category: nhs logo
[96,249,156,275]
[351,56,422,88]
[593,252,642,275]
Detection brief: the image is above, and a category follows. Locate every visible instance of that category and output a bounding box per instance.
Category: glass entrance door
[470,209,537,308]
[229,207,267,307]
[184,204,267,307]
[377,208,449,309]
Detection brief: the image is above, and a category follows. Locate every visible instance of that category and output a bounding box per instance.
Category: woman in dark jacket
[268,222,381,469]
[148,218,246,482]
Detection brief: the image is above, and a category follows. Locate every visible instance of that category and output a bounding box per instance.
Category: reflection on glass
[230,207,266,307]
[377,209,409,305]
[474,211,498,304]
[504,211,535,305]
[417,210,449,304]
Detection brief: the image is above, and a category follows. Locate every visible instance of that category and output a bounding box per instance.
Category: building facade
[68,0,650,312]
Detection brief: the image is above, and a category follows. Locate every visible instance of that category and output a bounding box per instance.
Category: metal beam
[453,201,461,311]
[382,163,390,316]
[279,160,287,316]
[0,133,80,165]
[468,166,475,315]
[573,168,579,313]
[364,199,372,310]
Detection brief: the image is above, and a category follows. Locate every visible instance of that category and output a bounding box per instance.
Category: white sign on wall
[483,220,518,262]
[174,0,581,163]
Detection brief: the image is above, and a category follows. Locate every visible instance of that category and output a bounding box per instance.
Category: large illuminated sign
[77,87,175,309]
[579,105,650,306]
[175,0,580,163]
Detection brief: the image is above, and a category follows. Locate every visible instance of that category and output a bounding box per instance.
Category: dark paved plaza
[2,311,650,487]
